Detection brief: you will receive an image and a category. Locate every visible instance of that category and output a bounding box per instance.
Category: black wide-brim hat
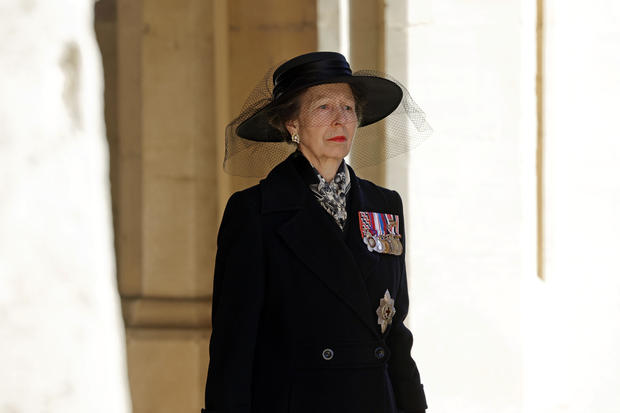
[236,51,403,142]
[224,51,432,177]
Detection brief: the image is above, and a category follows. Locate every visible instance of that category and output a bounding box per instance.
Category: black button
[374,346,385,360]
[322,348,334,361]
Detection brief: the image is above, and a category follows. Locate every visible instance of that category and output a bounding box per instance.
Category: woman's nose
[332,107,350,125]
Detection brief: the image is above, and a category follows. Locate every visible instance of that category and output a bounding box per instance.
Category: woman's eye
[344,105,353,111]
[319,104,329,109]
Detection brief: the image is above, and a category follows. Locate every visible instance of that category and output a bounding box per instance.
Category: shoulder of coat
[356,178,402,211]
[226,185,262,214]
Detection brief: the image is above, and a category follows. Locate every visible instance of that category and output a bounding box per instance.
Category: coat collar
[260,151,369,214]
[260,153,382,338]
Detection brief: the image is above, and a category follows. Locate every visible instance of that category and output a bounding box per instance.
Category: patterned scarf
[309,161,351,230]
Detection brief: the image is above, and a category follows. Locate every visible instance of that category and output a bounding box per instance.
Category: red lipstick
[328,136,346,142]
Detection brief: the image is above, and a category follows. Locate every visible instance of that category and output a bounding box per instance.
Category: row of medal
[358,211,403,256]
[363,233,403,255]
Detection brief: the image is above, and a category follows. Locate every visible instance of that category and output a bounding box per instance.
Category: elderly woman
[202,52,429,413]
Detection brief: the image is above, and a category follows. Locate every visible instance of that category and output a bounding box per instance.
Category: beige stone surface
[127,329,210,413]
[226,0,318,193]
[122,297,211,329]
[116,0,144,296]
[349,0,384,69]
[228,0,318,111]
[317,0,343,53]
[107,1,319,411]
[143,177,197,295]
[115,0,218,298]
[348,0,386,185]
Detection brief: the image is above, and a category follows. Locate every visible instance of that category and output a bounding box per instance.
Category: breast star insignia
[376,289,396,333]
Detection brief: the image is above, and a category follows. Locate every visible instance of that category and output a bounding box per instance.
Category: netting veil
[223,62,433,178]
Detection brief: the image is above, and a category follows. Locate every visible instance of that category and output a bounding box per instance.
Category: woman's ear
[285,119,298,137]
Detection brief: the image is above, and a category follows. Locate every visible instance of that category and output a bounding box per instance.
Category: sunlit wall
[320,1,620,412]
[523,1,620,412]
[402,1,534,412]
[396,1,619,412]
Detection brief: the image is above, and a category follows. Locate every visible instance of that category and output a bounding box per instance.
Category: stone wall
[100,1,317,411]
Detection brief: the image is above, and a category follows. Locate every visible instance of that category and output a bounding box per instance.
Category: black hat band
[272,57,353,102]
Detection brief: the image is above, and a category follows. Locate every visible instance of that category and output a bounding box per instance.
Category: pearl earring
[291,133,300,144]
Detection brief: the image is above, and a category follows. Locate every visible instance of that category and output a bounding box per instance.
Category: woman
[202,52,430,413]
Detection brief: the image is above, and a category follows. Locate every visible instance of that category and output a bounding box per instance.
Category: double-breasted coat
[202,152,427,413]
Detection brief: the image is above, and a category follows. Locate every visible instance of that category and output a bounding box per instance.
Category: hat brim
[236,75,403,142]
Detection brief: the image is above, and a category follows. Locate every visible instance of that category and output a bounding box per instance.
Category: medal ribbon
[358,211,400,238]
[358,211,374,236]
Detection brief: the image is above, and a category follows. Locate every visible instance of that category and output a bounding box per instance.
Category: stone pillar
[348,0,387,185]
[109,1,317,412]
[383,0,410,196]
[318,0,344,53]
[114,0,215,411]
[0,0,131,412]
[226,0,318,194]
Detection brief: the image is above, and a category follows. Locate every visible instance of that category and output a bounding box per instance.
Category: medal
[381,236,392,254]
[363,234,377,252]
[374,238,385,253]
[390,236,403,255]
[376,289,396,333]
[358,211,403,255]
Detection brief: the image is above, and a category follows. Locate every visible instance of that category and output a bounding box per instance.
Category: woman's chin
[323,145,351,160]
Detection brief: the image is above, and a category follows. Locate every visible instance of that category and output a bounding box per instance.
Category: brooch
[376,289,396,333]
[358,211,403,255]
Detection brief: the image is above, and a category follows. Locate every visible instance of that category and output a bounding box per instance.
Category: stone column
[226,0,319,194]
[0,0,131,412]
[114,0,215,411]
[349,0,387,185]
[110,1,317,412]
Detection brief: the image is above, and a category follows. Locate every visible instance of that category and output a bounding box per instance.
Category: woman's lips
[328,136,346,142]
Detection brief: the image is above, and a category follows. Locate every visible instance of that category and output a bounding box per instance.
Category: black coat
[203,153,427,413]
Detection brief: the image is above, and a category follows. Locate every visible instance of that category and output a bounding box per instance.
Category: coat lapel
[261,155,379,338]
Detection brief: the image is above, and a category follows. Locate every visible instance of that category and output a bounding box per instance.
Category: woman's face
[286,83,358,165]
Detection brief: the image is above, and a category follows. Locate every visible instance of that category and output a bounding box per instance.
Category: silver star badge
[376,289,396,333]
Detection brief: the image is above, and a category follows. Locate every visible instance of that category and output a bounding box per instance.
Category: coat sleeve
[386,190,427,413]
[203,191,265,413]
